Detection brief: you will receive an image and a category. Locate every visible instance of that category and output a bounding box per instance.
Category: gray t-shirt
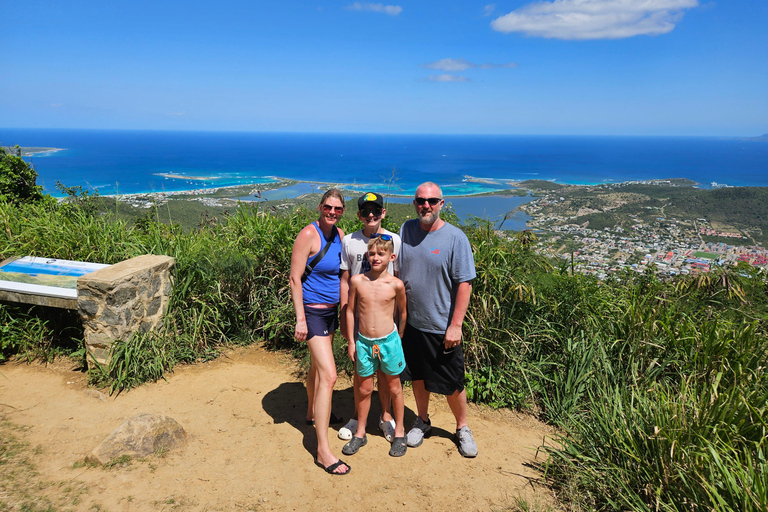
[399,220,476,334]
[340,228,401,276]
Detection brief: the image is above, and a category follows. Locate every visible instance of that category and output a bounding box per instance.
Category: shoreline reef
[7,146,66,157]
[103,175,702,201]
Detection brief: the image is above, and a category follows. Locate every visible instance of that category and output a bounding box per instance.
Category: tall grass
[1,198,766,510]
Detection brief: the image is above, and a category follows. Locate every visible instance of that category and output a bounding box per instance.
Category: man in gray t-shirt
[398,181,478,458]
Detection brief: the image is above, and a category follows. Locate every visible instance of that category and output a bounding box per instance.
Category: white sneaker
[378,416,396,443]
[338,418,358,440]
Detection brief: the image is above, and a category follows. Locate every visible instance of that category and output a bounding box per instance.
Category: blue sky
[2,0,766,136]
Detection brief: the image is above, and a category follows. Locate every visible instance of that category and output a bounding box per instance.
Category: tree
[0,145,46,204]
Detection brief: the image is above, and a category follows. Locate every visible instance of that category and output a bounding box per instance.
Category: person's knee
[447,388,467,405]
[358,376,374,396]
[318,369,337,387]
[388,379,403,398]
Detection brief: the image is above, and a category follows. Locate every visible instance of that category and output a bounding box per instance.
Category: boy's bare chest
[359,281,395,303]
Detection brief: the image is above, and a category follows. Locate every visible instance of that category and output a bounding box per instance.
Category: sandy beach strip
[10,147,66,157]
[155,173,221,181]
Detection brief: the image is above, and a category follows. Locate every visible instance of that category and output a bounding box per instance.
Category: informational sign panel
[0,256,111,299]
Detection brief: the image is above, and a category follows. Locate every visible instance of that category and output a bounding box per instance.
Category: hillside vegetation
[1,149,767,511]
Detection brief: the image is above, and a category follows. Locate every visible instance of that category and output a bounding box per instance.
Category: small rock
[86,389,107,401]
[86,413,187,465]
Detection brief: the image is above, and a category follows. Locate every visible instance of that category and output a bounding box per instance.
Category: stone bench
[0,254,175,366]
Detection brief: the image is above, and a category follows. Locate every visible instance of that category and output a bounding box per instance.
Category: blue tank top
[302,222,341,304]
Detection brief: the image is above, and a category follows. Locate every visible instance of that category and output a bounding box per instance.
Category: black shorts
[399,323,465,395]
[304,305,339,340]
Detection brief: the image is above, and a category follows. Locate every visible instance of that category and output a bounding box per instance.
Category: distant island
[2,146,65,156]
[735,134,768,141]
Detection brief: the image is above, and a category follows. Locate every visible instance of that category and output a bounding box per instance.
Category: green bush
[0,146,51,206]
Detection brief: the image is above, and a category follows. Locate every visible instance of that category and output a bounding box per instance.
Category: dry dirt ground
[1,344,558,512]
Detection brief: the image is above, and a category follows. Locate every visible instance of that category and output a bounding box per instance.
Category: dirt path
[0,345,557,512]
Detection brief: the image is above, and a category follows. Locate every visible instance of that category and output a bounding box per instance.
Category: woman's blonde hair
[319,188,345,208]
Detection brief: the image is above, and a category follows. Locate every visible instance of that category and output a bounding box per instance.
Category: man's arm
[444,280,472,349]
[395,280,407,339]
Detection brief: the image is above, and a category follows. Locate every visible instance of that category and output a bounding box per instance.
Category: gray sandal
[389,436,407,457]
[342,435,367,455]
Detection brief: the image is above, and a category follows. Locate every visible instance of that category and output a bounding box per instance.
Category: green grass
[0,420,89,511]
[693,251,719,259]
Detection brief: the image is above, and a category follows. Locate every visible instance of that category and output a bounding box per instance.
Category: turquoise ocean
[2,129,767,229]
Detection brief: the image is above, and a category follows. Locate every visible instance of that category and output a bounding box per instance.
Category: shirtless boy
[342,235,408,457]
[339,192,401,442]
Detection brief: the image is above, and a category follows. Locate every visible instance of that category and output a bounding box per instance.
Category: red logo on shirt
[430,248,440,254]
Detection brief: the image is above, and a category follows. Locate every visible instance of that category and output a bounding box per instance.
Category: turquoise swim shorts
[355,328,405,377]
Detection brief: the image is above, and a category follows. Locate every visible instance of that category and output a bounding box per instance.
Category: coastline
[8,131,768,195]
[5,146,66,157]
[107,177,518,200]
[103,175,704,201]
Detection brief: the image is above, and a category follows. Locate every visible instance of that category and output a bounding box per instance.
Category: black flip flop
[316,459,351,475]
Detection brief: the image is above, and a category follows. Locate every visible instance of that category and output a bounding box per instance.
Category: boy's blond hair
[367,236,394,253]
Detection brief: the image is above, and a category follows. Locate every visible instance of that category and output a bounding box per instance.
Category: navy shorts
[399,323,465,395]
[304,305,339,340]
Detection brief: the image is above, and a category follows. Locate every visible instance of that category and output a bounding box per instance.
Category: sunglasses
[370,233,393,241]
[322,204,344,213]
[360,207,383,217]
[415,197,442,206]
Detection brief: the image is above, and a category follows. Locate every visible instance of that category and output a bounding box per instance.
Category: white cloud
[166,111,186,116]
[484,4,496,16]
[425,74,471,82]
[423,58,474,72]
[491,0,699,40]
[346,2,403,15]
[421,58,518,71]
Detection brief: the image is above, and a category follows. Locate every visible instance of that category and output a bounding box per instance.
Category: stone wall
[77,255,175,366]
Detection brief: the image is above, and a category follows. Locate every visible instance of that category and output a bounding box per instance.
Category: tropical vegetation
[0,152,766,511]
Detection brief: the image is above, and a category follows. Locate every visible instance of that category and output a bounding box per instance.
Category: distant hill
[534,183,768,244]
[734,134,768,141]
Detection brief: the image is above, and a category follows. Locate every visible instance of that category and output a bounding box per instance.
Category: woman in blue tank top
[289,189,351,475]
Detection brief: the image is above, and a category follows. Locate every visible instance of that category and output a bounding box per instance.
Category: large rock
[86,413,187,465]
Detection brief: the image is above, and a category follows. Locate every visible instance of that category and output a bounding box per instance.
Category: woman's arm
[289,225,317,341]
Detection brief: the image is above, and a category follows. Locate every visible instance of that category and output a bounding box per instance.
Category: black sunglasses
[370,233,393,241]
[322,204,344,213]
[415,197,442,206]
[360,207,383,217]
